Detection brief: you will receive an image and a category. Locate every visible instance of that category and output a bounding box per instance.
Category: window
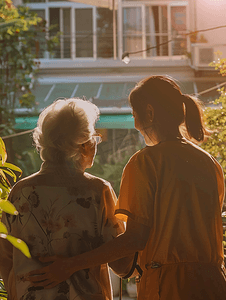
[97,8,114,58]
[48,8,71,59]
[123,2,188,57]
[49,8,60,58]
[30,3,115,59]
[123,7,142,57]
[31,9,46,58]
[75,9,93,58]
[171,6,187,55]
[145,6,168,56]
[63,9,71,59]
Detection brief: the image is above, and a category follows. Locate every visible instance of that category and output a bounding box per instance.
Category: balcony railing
[33,32,189,60]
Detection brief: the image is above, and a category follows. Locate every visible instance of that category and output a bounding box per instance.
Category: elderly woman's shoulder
[83,172,112,190]
[10,172,40,193]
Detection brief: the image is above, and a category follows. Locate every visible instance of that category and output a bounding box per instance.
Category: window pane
[146,6,157,57]
[160,6,168,34]
[63,8,71,58]
[171,6,187,55]
[30,10,46,58]
[123,7,142,57]
[49,8,60,58]
[33,9,45,19]
[97,8,114,58]
[75,9,93,58]
[123,7,142,34]
[160,6,168,55]
[146,6,168,57]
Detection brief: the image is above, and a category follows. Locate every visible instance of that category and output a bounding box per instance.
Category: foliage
[201,57,226,178]
[0,137,31,258]
[209,51,226,77]
[201,54,226,260]
[15,148,42,178]
[0,278,7,300]
[89,154,133,196]
[0,0,60,136]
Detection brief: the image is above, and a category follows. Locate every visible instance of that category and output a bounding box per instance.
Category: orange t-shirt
[115,139,226,300]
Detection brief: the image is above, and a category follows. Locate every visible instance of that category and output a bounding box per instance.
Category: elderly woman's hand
[25,255,75,289]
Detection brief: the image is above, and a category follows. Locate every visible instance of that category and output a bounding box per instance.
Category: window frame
[27,2,97,60]
[121,0,190,59]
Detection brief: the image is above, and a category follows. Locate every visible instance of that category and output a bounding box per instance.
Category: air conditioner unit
[191,44,214,69]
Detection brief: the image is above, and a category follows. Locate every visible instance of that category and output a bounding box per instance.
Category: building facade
[13,0,226,171]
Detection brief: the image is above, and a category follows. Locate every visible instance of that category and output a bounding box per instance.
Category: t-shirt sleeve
[101,182,125,243]
[213,158,225,209]
[115,155,156,227]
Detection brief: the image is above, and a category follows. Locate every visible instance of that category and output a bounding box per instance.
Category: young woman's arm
[26,217,150,289]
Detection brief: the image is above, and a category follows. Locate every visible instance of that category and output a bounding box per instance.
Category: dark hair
[129,75,209,142]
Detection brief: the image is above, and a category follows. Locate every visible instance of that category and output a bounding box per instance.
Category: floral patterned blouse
[0,161,124,300]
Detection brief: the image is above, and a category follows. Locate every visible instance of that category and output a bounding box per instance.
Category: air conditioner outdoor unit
[191,44,214,69]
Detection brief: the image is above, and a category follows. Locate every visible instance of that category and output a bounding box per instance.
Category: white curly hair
[33,98,99,165]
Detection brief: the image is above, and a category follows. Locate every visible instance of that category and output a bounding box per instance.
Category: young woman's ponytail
[129,75,211,143]
[182,94,208,142]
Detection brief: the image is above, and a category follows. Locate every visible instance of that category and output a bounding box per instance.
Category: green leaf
[0,200,18,215]
[3,162,22,176]
[0,293,7,300]
[0,222,8,234]
[1,168,17,182]
[6,235,31,258]
[0,138,7,165]
[0,169,7,180]
[0,279,7,296]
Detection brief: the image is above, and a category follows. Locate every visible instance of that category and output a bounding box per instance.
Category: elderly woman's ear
[80,142,90,157]
[79,141,97,170]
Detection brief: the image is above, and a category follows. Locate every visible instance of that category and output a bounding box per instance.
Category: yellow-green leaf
[0,184,11,200]
[2,162,22,175]
[0,169,7,180]
[0,138,7,165]
[0,200,18,215]
[6,235,31,258]
[0,222,8,234]
[2,169,17,182]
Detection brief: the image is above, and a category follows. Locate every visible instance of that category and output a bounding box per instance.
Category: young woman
[25,76,226,299]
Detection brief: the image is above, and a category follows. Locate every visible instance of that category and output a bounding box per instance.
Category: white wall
[196,0,226,45]
[12,0,22,6]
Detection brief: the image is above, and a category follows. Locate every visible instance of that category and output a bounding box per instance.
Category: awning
[15,114,134,130]
[14,80,222,131]
[26,81,221,113]
[27,82,136,112]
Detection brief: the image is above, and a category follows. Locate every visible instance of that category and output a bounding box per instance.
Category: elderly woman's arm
[26,217,150,289]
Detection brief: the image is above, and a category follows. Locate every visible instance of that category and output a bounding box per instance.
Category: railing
[33,33,189,60]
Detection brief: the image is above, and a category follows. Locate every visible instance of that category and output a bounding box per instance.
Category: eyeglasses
[92,133,102,145]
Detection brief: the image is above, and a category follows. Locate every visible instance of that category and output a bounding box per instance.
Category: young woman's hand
[25,217,150,290]
[25,255,74,289]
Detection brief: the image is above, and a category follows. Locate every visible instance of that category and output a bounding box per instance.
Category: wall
[196,0,226,45]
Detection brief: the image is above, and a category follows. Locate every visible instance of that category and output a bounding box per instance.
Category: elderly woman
[0,98,132,300]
